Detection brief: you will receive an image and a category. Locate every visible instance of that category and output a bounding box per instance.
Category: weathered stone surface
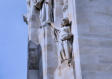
[54,0,63,26]
[27,40,43,79]
[54,61,74,79]
[25,0,112,79]
[46,27,58,79]
[76,0,112,79]
[28,40,42,70]
[28,70,39,79]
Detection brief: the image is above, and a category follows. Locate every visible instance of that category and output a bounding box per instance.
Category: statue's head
[61,17,71,27]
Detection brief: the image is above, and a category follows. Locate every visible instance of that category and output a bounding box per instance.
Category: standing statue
[35,0,53,25]
[42,18,73,66]
[24,0,54,25]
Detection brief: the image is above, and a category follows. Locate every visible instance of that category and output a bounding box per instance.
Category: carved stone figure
[43,18,73,66]
[35,0,53,25]
[24,0,83,79]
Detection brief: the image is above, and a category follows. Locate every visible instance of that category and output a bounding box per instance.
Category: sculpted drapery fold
[35,0,54,25]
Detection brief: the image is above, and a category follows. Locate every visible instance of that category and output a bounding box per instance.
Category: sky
[0,0,28,79]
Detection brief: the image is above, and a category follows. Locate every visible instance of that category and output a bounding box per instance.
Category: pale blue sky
[0,0,28,79]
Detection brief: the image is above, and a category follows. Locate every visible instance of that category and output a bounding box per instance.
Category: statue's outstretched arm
[49,22,60,31]
[40,21,60,33]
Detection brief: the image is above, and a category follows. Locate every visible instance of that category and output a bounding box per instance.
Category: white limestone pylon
[68,0,82,79]
[39,27,48,79]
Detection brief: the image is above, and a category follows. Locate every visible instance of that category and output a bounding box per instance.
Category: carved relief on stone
[47,18,74,79]
[36,0,54,25]
[42,17,73,66]
[24,0,80,79]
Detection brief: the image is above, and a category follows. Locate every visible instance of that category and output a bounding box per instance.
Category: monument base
[54,60,75,79]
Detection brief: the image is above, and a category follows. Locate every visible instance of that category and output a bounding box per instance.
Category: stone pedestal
[54,61,75,79]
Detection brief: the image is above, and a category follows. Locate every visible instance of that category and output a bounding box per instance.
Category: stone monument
[24,0,82,79]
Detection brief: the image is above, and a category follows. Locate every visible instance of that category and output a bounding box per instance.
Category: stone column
[24,0,42,79]
[37,0,56,79]
[68,0,82,79]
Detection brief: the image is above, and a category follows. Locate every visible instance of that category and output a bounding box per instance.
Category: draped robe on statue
[50,25,73,66]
